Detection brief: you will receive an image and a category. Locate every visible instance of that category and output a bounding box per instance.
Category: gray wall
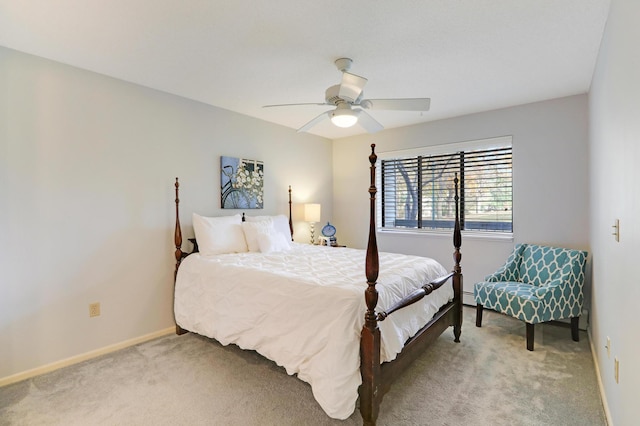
[332,95,590,306]
[0,46,332,381]
[589,0,640,423]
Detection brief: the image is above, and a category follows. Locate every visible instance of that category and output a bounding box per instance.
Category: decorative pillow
[192,213,247,256]
[257,229,292,253]
[241,219,274,252]
[245,214,292,243]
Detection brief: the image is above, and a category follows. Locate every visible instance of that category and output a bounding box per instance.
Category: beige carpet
[0,307,606,425]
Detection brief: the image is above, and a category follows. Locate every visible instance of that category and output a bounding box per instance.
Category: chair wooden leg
[571,317,580,342]
[526,323,534,351]
[476,304,483,327]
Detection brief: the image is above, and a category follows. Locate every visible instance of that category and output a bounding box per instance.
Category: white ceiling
[0,1,611,140]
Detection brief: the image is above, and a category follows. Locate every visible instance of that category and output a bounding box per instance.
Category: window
[379,136,512,233]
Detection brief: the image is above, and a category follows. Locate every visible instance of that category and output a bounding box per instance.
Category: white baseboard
[588,329,613,426]
[0,327,175,387]
[462,290,475,306]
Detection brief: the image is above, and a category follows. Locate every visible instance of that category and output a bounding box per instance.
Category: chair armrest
[484,269,509,282]
[484,246,523,282]
[534,279,564,298]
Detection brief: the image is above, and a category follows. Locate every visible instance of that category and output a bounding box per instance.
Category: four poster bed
[172,144,463,425]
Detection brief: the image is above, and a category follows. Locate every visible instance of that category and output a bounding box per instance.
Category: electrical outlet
[606,336,611,358]
[614,357,619,384]
[89,302,101,318]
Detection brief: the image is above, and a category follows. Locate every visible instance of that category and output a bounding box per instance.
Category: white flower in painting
[229,159,264,207]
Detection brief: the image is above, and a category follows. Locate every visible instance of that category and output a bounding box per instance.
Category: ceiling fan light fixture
[268,59,430,134]
[330,108,358,128]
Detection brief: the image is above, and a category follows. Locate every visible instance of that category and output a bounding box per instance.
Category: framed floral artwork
[220,156,264,209]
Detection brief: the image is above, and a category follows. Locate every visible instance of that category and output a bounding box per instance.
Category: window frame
[376,135,513,237]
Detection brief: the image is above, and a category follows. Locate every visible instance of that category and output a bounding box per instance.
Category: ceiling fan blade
[356,109,384,134]
[263,102,328,108]
[338,71,368,103]
[359,98,431,111]
[297,111,330,133]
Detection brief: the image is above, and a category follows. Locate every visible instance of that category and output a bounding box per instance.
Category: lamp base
[310,223,316,245]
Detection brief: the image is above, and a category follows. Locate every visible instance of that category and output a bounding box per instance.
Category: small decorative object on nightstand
[304,203,321,244]
[321,222,341,246]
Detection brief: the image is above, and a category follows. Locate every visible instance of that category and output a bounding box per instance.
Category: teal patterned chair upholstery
[474,244,587,351]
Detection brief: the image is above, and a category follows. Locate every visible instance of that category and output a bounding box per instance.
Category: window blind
[381,144,512,233]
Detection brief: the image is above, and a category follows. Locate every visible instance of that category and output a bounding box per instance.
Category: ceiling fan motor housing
[325,85,362,105]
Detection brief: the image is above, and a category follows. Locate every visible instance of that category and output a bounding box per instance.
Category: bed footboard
[359,144,463,426]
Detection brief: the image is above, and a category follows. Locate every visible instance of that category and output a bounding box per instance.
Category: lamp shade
[304,203,321,223]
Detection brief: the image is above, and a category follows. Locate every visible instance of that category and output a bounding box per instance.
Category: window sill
[376,228,514,242]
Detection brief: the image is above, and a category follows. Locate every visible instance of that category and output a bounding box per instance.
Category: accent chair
[474,244,587,351]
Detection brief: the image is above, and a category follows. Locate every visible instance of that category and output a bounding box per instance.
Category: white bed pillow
[245,214,292,243]
[241,218,274,252]
[192,213,247,256]
[257,229,291,253]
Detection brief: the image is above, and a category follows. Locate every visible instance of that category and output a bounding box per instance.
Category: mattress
[174,243,452,419]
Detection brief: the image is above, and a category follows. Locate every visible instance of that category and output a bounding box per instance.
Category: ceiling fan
[263,58,431,134]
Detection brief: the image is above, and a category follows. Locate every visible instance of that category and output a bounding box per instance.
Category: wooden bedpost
[288,185,294,240]
[453,173,463,342]
[174,177,184,280]
[360,144,381,426]
[174,177,187,336]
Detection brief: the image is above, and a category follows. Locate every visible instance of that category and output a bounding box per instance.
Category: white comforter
[174,243,452,419]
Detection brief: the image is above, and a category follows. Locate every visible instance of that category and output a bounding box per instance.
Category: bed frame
[172,144,462,426]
